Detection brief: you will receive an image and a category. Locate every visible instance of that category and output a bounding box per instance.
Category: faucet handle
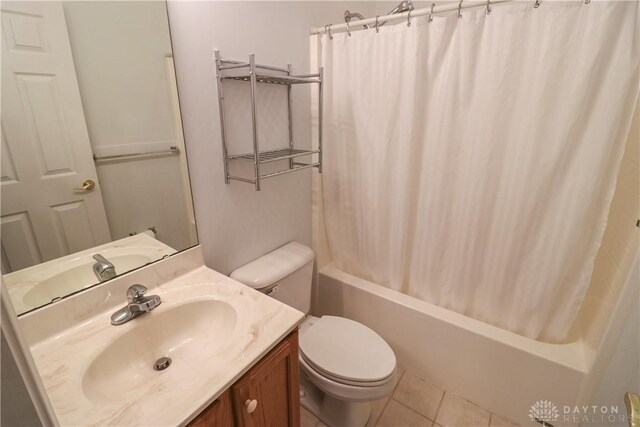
[93,254,111,264]
[127,284,148,302]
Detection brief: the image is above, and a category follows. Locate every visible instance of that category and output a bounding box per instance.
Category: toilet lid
[299,316,396,384]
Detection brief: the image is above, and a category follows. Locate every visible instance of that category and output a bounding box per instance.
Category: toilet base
[300,370,372,427]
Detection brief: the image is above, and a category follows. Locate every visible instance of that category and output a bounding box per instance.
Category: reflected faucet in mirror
[111,284,162,326]
[92,254,116,282]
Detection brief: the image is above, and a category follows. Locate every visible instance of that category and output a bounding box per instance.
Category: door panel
[0,212,42,271]
[0,1,111,272]
[0,127,18,183]
[50,201,95,253]
[1,8,50,53]
[16,72,77,176]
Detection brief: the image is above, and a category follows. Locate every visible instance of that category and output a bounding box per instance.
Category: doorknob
[73,179,96,193]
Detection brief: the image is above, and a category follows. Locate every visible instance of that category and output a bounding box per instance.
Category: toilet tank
[230,242,315,314]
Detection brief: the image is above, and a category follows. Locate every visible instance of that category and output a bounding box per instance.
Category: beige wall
[63,1,194,250]
[167,1,377,275]
[580,97,640,350]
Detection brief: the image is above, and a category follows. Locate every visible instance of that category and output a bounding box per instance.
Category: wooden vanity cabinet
[189,330,300,427]
[188,391,234,427]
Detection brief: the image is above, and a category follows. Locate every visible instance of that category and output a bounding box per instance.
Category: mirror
[0,1,197,315]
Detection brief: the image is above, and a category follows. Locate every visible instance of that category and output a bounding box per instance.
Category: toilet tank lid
[230,242,315,290]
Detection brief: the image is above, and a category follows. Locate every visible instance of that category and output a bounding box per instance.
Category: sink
[82,299,237,404]
[4,233,176,314]
[28,265,305,427]
[23,254,153,308]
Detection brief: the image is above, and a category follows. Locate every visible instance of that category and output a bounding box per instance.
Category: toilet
[230,242,397,427]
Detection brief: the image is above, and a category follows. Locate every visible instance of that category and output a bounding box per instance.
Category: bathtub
[314,264,592,426]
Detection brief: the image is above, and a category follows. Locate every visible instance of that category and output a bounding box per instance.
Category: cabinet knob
[245,399,258,414]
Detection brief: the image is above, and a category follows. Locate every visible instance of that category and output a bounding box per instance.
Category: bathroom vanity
[18,248,304,426]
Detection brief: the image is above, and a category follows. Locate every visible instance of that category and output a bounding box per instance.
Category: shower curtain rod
[311,0,514,35]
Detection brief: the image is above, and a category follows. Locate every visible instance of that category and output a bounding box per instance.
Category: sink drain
[154,357,172,371]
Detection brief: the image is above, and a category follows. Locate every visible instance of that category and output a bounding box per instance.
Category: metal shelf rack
[214,50,323,191]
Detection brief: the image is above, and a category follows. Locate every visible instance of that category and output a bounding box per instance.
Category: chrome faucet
[92,254,116,282]
[110,284,161,325]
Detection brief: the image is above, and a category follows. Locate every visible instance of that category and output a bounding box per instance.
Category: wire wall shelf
[221,74,321,85]
[214,50,323,191]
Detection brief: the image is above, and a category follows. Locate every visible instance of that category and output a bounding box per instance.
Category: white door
[1,1,111,273]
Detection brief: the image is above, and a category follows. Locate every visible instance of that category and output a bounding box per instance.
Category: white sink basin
[82,299,238,404]
[4,233,176,314]
[23,254,154,308]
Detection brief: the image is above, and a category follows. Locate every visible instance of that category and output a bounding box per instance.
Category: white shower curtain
[320,1,639,342]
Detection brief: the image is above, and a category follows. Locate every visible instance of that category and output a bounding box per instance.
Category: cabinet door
[188,390,234,427]
[231,330,300,427]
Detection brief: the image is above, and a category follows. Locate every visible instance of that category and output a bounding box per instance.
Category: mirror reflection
[1,1,197,315]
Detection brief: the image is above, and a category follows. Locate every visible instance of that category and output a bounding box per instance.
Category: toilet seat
[301,353,394,387]
[300,316,396,387]
[300,355,398,403]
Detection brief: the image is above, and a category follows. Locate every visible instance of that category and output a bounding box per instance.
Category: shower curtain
[320,1,639,342]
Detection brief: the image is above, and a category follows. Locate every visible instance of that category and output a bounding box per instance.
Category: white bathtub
[314,264,592,426]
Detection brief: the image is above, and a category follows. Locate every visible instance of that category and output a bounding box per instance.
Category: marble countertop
[29,265,304,426]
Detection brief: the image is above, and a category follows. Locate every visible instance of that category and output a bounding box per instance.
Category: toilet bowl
[298,315,397,427]
[230,242,397,427]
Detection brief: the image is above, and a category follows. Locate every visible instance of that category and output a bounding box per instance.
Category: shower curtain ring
[326,24,333,40]
[375,16,380,33]
[346,20,351,37]
[407,9,412,27]
[585,0,591,4]
[486,0,492,15]
[458,0,463,19]
[534,0,541,8]
[429,3,435,22]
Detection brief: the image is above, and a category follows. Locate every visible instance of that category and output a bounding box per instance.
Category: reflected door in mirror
[1,1,111,273]
[1,0,197,316]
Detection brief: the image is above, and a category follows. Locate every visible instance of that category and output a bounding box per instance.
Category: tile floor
[300,369,520,427]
